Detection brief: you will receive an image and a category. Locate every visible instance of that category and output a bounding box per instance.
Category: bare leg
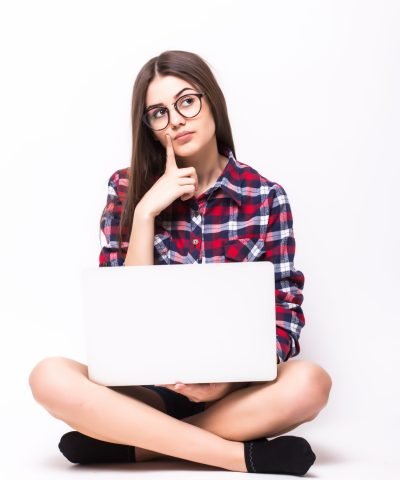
[28,357,246,472]
[135,359,332,462]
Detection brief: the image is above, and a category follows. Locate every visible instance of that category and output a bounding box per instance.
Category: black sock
[244,435,316,476]
[58,431,136,464]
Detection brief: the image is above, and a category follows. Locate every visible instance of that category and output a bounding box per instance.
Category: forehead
[145,75,197,105]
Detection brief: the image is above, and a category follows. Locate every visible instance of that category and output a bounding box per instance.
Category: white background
[1,0,399,478]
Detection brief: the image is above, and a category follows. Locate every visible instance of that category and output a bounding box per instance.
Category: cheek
[202,118,216,140]
[204,111,216,134]
[153,133,164,144]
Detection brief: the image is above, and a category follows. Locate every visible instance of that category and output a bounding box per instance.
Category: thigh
[244,362,290,390]
[246,358,325,389]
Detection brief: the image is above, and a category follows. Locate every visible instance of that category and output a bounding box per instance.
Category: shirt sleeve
[98,172,127,267]
[264,184,306,363]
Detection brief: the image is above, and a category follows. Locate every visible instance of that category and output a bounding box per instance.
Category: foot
[58,431,135,464]
[243,435,316,475]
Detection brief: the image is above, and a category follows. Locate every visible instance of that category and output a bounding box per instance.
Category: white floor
[2,1,400,478]
[3,389,397,480]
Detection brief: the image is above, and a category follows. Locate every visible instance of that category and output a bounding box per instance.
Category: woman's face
[145,75,216,158]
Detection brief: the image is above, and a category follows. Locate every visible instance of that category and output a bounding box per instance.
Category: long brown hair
[101,50,236,258]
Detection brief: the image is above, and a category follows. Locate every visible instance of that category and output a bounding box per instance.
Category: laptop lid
[81,261,277,386]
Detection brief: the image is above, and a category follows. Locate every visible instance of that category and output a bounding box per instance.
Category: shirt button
[192,239,199,246]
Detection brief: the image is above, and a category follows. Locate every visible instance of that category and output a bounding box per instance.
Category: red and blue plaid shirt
[99,145,306,363]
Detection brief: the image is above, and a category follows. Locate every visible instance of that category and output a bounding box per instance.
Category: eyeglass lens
[145,94,202,130]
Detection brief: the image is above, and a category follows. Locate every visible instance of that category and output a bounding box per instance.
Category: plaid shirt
[99,146,306,363]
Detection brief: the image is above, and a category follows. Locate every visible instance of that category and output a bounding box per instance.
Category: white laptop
[80,261,277,386]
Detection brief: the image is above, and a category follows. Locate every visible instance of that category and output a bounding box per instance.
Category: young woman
[29,50,332,476]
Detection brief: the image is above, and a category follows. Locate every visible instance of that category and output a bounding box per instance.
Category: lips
[175,131,194,140]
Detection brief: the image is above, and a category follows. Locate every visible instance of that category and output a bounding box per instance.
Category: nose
[169,108,186,128]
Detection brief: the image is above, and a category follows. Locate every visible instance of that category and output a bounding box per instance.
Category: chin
[175,142,201,157]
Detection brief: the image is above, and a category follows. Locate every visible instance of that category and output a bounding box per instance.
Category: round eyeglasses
[142,92,207,131]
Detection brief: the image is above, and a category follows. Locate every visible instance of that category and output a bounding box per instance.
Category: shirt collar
[208,145,243,207]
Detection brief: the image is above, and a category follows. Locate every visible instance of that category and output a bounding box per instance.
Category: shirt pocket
[224,237,266,262]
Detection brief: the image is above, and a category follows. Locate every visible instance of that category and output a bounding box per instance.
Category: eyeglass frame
[142,92,207,131]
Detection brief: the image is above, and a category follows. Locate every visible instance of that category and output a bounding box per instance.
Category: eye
[151,108,167,119]
[179,95,195,107]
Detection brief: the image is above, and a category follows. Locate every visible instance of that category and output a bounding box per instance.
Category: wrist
[134,205,156,222]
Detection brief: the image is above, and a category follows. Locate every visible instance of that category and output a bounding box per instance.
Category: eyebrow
[145,87,196,110]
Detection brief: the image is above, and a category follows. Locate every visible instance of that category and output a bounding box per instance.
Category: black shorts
[141,385,207,419]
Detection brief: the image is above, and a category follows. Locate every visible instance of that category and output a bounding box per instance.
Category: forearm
[123,208,155,266]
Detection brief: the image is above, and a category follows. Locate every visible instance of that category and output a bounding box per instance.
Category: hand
[137,133,199,217]
[154,382,233,403]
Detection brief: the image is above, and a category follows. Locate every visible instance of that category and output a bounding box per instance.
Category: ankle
[226,441,247,473]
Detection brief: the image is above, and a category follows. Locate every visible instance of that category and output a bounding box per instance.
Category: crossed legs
[28,357,332,470]
[133,359,332,462]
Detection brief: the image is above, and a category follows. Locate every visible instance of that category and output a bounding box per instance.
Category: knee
[287,360,333,420]
[29,356,67,407]
[28,356,84,415]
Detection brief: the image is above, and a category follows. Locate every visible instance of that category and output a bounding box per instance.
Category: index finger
[165,134,177,170]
